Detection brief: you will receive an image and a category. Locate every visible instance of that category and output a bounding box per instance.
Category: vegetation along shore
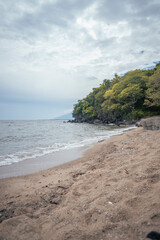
[73,64,160,124]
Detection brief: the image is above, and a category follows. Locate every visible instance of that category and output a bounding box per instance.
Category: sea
[0,120,135,167]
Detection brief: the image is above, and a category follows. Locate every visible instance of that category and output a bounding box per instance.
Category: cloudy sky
[0,0,160,120]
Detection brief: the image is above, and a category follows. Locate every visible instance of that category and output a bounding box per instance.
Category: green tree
[73,66,160,123]
[72,100,84,121]
[118,84,144,110]
[145,67,160,108]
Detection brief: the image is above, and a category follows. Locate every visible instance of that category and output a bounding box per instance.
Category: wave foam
[0,126,136,166]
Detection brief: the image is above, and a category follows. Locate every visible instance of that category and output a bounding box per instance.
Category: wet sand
[0,147,88,179]
[0,127,160,240]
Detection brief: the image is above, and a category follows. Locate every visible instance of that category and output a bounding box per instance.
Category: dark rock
[72,172,85,178]
[67,119,77,123]
[0,209,6,213]
[15,195,21,198]
[7,201,13,205]
[25,203,32,207]
[0,208,15,223]
[50,200,59,205]
[146,231,160,240]
[57,185,68,190]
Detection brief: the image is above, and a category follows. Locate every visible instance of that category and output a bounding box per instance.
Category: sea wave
[0,126,136,166]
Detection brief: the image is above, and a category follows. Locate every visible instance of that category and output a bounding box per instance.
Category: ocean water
[0,120,135,167]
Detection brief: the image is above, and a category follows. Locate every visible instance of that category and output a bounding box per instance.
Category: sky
[0,0,160,120]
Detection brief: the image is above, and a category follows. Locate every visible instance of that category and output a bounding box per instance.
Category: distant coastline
[53,112,74,120]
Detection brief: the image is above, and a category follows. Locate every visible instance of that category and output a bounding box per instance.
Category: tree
[73,65,160,123]
[72,100,84,121]
[145,67,160,108]
[118,84,144,110]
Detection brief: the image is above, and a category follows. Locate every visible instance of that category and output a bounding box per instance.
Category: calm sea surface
[0,120,135,166]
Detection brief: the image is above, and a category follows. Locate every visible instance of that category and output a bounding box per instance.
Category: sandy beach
[0,127,160,240]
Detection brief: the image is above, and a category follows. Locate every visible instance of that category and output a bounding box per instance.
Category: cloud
[0,0,160,119]
[0,0,95,41]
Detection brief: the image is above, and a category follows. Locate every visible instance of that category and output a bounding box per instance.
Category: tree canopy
[73,65,160,123]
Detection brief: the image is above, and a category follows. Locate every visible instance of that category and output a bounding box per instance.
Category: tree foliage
[145,67,160,108]
[73,66,160,123]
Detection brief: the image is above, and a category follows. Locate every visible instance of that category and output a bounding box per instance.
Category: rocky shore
[69,116,160,129]
[68,118,136,126]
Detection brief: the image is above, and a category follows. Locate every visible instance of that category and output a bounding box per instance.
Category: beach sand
[0,127,160,240]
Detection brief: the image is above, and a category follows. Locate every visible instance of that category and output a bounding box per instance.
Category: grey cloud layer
[1,0,94,40]
[1,0,160,46]
[0,0,160,105]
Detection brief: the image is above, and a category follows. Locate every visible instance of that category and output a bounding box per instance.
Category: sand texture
[0,127,160,240]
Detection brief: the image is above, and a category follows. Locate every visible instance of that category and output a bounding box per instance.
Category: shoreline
[0,146,89,179]
[0,127,160,239]
[0,125,136,179]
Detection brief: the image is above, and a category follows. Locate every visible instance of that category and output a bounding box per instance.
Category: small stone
[50,200,59,205]
[0,209,6,213]
[7,201,13,205]
[16,195,21,198]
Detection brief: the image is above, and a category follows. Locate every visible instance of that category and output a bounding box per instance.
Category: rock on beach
[136,116,160,130]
